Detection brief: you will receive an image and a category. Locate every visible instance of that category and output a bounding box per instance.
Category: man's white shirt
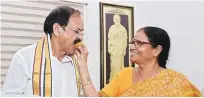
[2,35,80,97]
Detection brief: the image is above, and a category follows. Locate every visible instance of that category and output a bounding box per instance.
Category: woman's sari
[98,67,201,97]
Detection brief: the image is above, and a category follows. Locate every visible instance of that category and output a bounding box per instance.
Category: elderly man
[2,6,84,97]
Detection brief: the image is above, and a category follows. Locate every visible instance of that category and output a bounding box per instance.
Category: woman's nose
[129,44,135,49]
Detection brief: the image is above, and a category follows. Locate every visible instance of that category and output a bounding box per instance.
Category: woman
[75,26,202,97]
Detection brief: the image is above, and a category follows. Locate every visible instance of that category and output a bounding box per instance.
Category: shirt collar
[47,34,73,64]
[47,33,53,57]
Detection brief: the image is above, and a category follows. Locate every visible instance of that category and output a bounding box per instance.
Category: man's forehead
[69,16,83,28]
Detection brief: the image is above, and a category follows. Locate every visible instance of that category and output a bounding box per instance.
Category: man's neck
[114,23,121,26]
[50,36,66,62]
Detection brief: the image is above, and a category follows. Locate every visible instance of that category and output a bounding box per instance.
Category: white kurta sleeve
[1,52,30,97]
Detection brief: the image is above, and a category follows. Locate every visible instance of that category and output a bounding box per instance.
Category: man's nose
[77,34,84,41]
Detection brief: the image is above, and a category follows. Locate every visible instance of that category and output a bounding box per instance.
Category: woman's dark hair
[138,26,170,68]
[43,6,80,37]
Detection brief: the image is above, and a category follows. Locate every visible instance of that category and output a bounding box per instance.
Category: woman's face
[130,31,156,64]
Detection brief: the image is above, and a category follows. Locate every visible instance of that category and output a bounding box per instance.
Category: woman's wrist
[78,63,88,70]
[81,75,92,87]
[82,77,92,86]
[78,63,92,86]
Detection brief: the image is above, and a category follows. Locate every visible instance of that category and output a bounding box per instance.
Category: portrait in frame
[100,2,134,89]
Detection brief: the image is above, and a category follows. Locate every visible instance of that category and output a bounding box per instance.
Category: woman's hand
[75,45,89,68]
[74,45,98,97]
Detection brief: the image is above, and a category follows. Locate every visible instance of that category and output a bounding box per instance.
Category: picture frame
[100,2,134,89]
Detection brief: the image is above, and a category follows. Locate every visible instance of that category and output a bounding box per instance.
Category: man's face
[58,15,84,56]
[113,15,121,24]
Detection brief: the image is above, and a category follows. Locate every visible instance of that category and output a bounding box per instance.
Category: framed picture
[100,2,134,89]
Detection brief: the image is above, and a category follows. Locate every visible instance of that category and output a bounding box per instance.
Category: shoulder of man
[109,25,116,29]
[121,25,127,30]
[14,44,37,60]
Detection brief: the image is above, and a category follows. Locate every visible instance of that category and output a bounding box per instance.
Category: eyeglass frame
[129,39,151,48]
[61,24,84,35]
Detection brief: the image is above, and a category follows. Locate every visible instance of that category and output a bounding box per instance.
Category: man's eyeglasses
[68,26,84,34]
[62,25,84,35]
[129,39,151,48]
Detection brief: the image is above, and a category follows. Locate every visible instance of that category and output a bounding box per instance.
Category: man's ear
[154,45,162,57]
[52,23,61,37]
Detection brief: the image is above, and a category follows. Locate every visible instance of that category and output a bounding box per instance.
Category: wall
[84,0,204,92]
